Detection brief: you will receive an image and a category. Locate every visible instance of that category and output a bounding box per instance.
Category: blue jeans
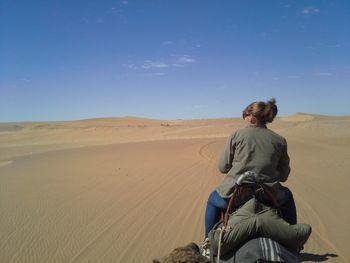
[204,190,229,238]
[280,186,297,225]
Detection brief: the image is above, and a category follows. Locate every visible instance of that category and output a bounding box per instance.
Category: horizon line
[1,112,349,124]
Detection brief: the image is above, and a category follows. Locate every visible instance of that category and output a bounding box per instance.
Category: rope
[224,187,239,226]
[216,226,225,263]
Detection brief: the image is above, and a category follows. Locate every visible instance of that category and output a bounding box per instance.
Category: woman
[204,98,296,239]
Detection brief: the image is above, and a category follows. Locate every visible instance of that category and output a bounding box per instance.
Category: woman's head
[242,98,278,125]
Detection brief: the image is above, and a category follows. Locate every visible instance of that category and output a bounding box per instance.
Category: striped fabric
[216,237,299,263]
[259,237,283,262]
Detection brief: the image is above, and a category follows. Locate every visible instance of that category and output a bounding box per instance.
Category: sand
[1,114,349,262]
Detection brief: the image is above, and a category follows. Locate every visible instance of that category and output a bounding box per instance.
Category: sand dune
[1,114,350,262]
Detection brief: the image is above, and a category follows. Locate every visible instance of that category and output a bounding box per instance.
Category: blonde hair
[243,98,278,124]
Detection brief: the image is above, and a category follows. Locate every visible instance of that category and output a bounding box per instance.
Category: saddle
[221,171,279,226]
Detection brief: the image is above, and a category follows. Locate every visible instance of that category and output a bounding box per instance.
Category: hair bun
[243,98,278,124]
[264,98,278,123]
[267,98,276,106]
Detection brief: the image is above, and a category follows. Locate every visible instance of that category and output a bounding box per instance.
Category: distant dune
[1,114,350,262]
[280,113,317,122]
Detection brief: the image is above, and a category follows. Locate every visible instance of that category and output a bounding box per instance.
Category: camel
[152,242,210,263]
[152,172,311,263]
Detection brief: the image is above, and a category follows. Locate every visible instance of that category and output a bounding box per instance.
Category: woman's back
[231,125,289,181]
[216,124,290,199]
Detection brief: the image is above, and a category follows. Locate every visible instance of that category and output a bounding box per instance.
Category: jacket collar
[248,123,267,128]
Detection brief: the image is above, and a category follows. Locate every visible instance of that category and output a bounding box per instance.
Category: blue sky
[1,1,350,122]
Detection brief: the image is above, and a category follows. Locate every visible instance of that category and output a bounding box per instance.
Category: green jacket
[209,198,312,256]
[216,124,290,198]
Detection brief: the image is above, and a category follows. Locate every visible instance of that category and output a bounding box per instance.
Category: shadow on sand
[300,252,338,262]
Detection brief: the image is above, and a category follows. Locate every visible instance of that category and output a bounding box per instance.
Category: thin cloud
[123,55,197,71]
[314,72,332,76]
[190,44,201,50]
[327,44,341,48]
[109,7,121,14]
[122,63,138,69]
[301,6,320,14]
[162,40,173,45]
[142,60,168,69]
[176,55,196,64]
[173,55,197,67]
[123,60,169,70]
[143,72,165,77]
[120,1,128,5]
[107,6,127,23]
[305,43,341,49]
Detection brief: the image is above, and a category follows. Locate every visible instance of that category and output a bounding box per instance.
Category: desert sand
[1,114,350,263]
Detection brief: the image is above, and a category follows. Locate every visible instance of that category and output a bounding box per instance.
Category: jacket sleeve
[218,134,235,174]
[277,139,290,182]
